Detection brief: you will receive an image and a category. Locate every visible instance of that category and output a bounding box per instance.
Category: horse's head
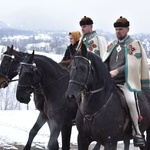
[66,43,95,102]
[0,45,26,88]
[16,50,41,104]
[66,43,113,103]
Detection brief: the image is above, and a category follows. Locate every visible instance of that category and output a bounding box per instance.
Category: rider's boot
[132,121,145,147]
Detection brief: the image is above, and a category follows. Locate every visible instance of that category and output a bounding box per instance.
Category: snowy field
[0,110,140,150]
[0,110,78,149]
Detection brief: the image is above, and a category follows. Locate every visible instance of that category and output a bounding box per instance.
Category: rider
[60,31,81,68]
[77,16,107,58]
[103,16,150,147]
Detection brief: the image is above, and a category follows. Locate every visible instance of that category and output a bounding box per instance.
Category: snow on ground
[0,110,78,148]
[0,51,77,148]
[0,110,140,150]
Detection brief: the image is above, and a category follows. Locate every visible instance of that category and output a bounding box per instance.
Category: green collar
[83,31,97,48]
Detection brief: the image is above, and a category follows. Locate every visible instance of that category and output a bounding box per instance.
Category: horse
[0,46,77,150]
[15,50,79,150]
[65,43,150,150]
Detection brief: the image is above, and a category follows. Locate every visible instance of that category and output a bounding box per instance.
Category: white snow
[0,110,78,149]
[0,111,140,150]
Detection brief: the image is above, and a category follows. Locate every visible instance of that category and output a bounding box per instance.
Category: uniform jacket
[103,36,150,93]
[77,31,107,58]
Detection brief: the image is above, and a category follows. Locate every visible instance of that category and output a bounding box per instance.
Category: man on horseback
[103,16,150,147]
[77,16,107,58]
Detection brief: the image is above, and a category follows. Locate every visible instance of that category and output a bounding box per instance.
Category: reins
[40,73,68,88]
[70,55,104,95]
[82,92,113,121]
[71,55,114,124]
[18,61,69,92]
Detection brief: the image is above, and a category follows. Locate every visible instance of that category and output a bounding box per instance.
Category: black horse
[66,43,150,150]
[15,50,79,150]
[0,46,77,150]
[0,46,104,150]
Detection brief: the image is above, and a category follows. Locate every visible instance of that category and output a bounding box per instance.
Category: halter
[17,62,40,94]
[0,54,20,83]
[69,56,104,95]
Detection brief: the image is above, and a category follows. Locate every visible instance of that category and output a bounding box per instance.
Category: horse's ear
[28,50,34,64]
[31,50,34,62]
[7,45,13,54]
[11,45,13,50]
[81,43,87,57]
[7,46,10,50]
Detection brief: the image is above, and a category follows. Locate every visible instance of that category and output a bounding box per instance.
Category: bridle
[69,56,105,95]
[17,62,41,95]
[0,53,24,83]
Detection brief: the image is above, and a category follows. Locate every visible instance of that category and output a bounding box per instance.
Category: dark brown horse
[66,43,150,150]
[0,46,78,150]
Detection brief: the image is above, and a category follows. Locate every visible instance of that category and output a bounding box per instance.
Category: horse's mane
[33,54,68,77]
[10,49,68,77]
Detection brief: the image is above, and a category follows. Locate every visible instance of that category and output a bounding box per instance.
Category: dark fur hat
[79,16,93,26]
[114,16,130,27]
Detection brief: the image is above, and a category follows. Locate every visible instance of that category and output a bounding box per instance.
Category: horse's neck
[82,73,114,114]
[14,51,27,62]
[37,62,69,91]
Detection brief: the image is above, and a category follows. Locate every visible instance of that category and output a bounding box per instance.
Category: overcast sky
[0,0,150,34]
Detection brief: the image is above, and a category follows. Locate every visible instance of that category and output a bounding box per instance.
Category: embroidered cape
[77,31,107,58]
[103,36,150,93]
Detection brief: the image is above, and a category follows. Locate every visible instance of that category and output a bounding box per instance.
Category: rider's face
[115,27,129,40]
[69,35,75,45]
[81,25,93,36]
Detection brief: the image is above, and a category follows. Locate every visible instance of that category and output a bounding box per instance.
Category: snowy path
[0,110,139,149]
[0,110,78,149]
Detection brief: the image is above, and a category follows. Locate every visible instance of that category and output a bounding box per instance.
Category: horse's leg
[146,127,150,150]
[78,133,91,150]
[104,142,117,150]
[47,119,60,150]
[140,129,150,150]
[24,111,47,150]
[123,139,130,150]
[61,122,72,150]
[92,142,101,150]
